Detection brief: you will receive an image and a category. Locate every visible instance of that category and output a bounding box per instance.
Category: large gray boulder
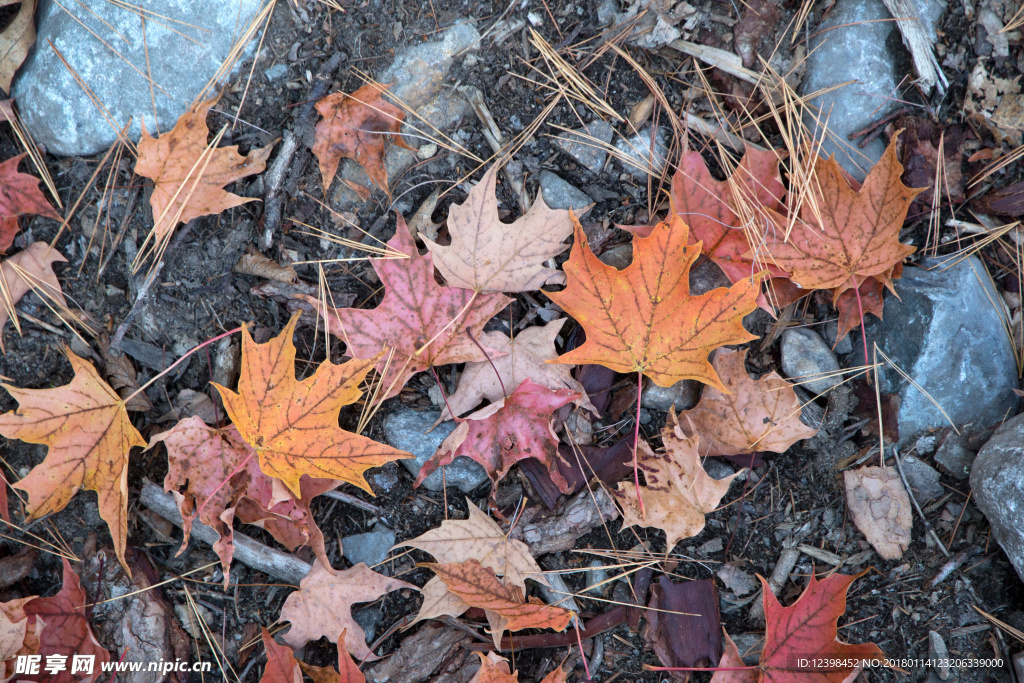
[855,256,1018,444]
[12,0,266,156]
[970,414,1024,582]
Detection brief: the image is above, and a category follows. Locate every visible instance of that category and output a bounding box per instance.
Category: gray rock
[264,64,288,81]
[971,413,1024,582]
[343,525,396,568]
[727,633,762,665]
[914,433,941,456]
[598,244,632,269]
[703,458,736,481]
[584,561,609,595]
[933,433,975,480]
[538,171,593,212]
[554,121,614,173]
[353,606,383,644]
[371,463,400,492]
[800,0,905,180]
[597,0,619,25]
[615,126,668,179]
[12,0,266,156]
[383,408,489,493]
[641,378,700,412]
[900,454,943,502]
[689,258,732,295]
[854,257,1018,444]
[781,328,842,395]
[823,320,854,355]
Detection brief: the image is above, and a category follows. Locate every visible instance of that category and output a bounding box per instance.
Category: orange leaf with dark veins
[213,313,409,498]
[313,82,414,195]
[0,242,67,351]
[548,214,761,392]
[761,134,922,293]
[0,154,60,253]
[311,216,510,399]
[416,379,578,494]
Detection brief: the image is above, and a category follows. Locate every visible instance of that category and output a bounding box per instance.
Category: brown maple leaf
[312,216,510,399]
[417,379,578,495]
[280,560,417,661]
[0,1,38,94]
[420,166,573,292]
[678,348,818,456]
[313,82,413,195]
[0,242,67,351]
[0,350,145,573]
[548,213,761,392]
[134,98,274,264]
[843,465,911,560]
[213,313,408,498]
[438,318,595,422]
[0,153,60,253]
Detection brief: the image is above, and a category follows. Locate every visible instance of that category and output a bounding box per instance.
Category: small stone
[971,413,1024,582]
[584,561,609,595]
[641,378,700,412]
[597,0,618,24]
[933,433,975,480]
[614,126,668,179]
[265,64,288,81]
[343,524,396,568]
[928,631,950,680]
[697,537,723,555]
[726,633,762,665]
[417,143,438,160]
[553,121,614,174]
[780,328,841,395]
[823,320,853,355]
[703,458,736,481]
[914,433,941,456]
[538,171,593,212]
[598,244,632,269]
[371,464,400,492]
[900,455,943,502]
[353,606,383,644]
[383,408,489,493]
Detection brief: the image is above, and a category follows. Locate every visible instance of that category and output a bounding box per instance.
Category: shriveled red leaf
[0,154,60,253]
[710,629,758,682]
[417,379,578,495]
[0,242,67,351]
[312,217,510,399]
[260,628,302,683]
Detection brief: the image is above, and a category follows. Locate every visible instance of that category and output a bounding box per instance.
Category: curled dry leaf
[313,82,413,194]
[437,318,595,422]
[260,628,303,683]
[98,333,153,413]
[843,465,911,560]
[0,242,67,351]
[0,350,144,574]
[549,214,761,392]
[135,99,274,257]
[425,559,573,649]
[420,166,573,292]
[0,153,61,253]
[234,248,298,284]
[213,313,409,497]
[312,216,510,399]
[615,432,742,547]
[0,0,38,94]
[280,560,418,661]
[469,652,517,683]
[678,348,818,456]
[417,379,578,495]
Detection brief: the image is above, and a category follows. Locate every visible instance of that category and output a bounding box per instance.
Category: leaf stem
[633,370,645,519]
[853,280,870,373]
[466,328,506,399]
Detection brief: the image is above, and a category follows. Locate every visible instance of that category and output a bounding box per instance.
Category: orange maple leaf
[313,82,413,196]
[134,99,274,263]
[0,153,60,253]
[547,213,761,392]
[213,313,409,498]
[762,134,922,294]
[0,350,144,573]
[0,242,67,352]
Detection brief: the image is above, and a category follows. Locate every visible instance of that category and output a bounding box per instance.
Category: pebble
[343,525,396,568]
[382,408,489,493]
[823,320,854,355]
[927,631,950,680]
[265,64,288,81]
[703,458,736,481]
[900,455,943,502]
[553,121,614,174]
[970,413,1024,582]
[855,256,1019,444]
[538,171,594,212]
[353,606,383,644]
[598,244,632,269]
[370,464,400,492]
[932,433,975,480]
[615,126,668,179]
[780,328,841,395]
[641,378,700,412]
[12,0,266,155]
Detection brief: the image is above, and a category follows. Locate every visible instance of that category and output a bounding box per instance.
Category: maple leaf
[213,313,410,498]
[0,595,42,681]
[420,166,573,292]
[843,465,911,560]
[678,348,818,456]
[0,350,144,573]
[313,82,413,195]
[438,318,595,422]
[710,629,758,683]
[615,431,742,547]
[0,154,60,253]
[410,575,470,625]
[832,263,902,342]
[280,560,417,661]
[417,379,578,494]
[425,559,572,648]
[313,217,510,399]
[399,497,548,592]
[299,630,366,683]
[24,559,111,683]
[135,98,274,259]
[0,242,66,351]
[0,1,38,94]
[548,214,761,392]
[261,627,303,683]
[469,654,566,683]
[761,134,921,293]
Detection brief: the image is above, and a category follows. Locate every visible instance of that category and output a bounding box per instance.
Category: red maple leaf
[0,154,60,253]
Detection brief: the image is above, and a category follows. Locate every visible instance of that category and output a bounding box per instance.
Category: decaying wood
[512,487,619,556]
[367,622,477,683]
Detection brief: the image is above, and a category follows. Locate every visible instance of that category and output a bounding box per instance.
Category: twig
[323,489,383,515]
[458,85,528,213]
[262,52,345,250]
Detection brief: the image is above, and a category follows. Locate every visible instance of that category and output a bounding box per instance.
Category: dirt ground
[0,0,1022,681]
